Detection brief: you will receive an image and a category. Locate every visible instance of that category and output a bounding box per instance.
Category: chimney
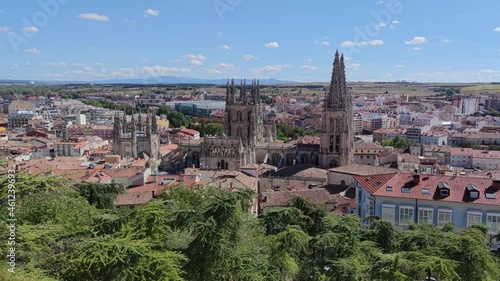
[492,179,500,190]
[412,173,421,185]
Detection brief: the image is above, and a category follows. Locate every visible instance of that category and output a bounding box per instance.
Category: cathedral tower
[320,50,354,168]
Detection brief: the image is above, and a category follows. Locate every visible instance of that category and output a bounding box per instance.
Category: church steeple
[326,49,347,112]
[151,109,158,134]
[138,110,143,132]
[320,49,354,169]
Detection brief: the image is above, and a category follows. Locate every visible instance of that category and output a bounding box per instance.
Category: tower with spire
[112,109,161,166]
[320,50,354,168]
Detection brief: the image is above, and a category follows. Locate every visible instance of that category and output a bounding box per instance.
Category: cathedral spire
[122,108,128,134]
[138,110,143,132]
[226,79,230,104]
[146,110,151,137]
[327,49,346,111]
[240,79,247,104]
[230,79,235,103]
[151,109,158,134]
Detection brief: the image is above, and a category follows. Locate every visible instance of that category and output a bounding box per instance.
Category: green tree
[75,182,125,209]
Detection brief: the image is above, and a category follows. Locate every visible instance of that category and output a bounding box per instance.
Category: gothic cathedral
[180,50,353,171]
[113,110,161,169]
[320,50,354,168]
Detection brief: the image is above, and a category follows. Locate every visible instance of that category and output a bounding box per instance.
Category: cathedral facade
[182,80,277,171]
[113,110,161,164]
[180,50,353,171]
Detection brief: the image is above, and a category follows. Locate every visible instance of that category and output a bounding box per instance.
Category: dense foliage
[1,172,499,280]
[277,123,320,142]
[381,136,415,150]
[188,117,224,137]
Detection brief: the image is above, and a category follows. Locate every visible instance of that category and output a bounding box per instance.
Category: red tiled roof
[115,191,153,206]
[103,168,144,179]
[356,173,500,206]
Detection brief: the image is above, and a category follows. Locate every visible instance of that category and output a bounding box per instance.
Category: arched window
[341,180,346,186]
[329,135,334,153]
[301,154,309,164]
[218,159,228,170]
[237,111,243,121]
[271,153,280,167]
[286,154,295,166]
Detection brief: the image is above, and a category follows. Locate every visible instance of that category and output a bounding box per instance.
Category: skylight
[421,188,431,195]
[386,186,393,192]
[402,187,411,193]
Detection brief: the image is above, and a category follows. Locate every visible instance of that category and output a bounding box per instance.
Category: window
[399,206,414,225]
[440,189,449,197]
[418,208,434,224]
[470,191,479,199]
[467,212,482,227]
[486,214,500,232]
[382,204,395,223]
[437,210,452,228]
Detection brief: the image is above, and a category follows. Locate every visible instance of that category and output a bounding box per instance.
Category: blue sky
[1,0,499,82]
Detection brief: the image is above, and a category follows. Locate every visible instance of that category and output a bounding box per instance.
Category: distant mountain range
[0,76,294,85]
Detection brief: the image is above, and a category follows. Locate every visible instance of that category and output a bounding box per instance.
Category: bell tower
[320,50,354,168]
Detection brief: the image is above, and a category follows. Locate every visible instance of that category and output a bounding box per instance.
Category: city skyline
[1,0,499,83]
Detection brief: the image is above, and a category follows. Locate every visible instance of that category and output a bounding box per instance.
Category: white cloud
[243,54,257,61]
[315,40,331,46]
[264,41,279,48]
[216,63,234,69]
[207,63,235,74]
[341,40,383,47]
[369,39,384,46]
[22,26,38,33]
[392,20,400,24]
[0,27,10,32]
[217,32,223,36]
[189,60,204,66]
[347,63,361,70]
[386,73,393,77]
[95,62,104,66]
[442,38,452,43]
[405,36,427,44]
[376,1,384,5]
[79,13,109,21]
[220,44,231,50]
[185,54,206,60]
[43,62,67,67]
[301,65,317,70]
[252,65,290,73]
[340,41,356,47]
[494,27,500,32]
[185,54,206,65]
[413,47,422,51]
[375,22,387,30]
[396,64,404,68]
[145,9,160,16]
[25,48,40,55]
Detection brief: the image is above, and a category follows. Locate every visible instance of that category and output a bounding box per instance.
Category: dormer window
[438,181,450,197]
[440,189,449,197]
[466,183,480,199]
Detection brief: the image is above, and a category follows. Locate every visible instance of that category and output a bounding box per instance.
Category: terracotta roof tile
[357,173,500,206]
[329,164,398,175]
[115,191,153,206]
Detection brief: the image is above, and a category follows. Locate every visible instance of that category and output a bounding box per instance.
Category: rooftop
[328,163,398,175]
[355,173,500,206]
